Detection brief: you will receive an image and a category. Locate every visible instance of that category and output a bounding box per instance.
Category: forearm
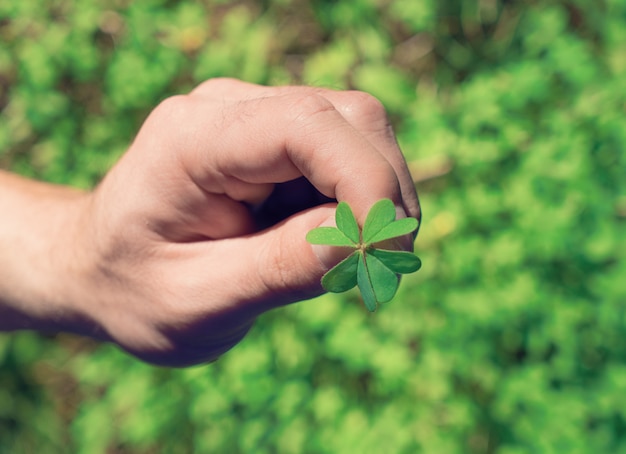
[0,170,93,333]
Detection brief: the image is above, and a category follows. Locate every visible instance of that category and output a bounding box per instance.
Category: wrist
[0,172,100,335]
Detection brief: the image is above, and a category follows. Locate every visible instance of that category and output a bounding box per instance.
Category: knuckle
[345,90,389,121]
[151,94,192,124]
[190,77,239,96]
[144,94,203,153]
[256,233,304,302]
[144,95,195,144]
[287,92,337,124]
[259,236,290,290]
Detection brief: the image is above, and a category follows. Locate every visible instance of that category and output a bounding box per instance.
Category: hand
[1,79,420,366]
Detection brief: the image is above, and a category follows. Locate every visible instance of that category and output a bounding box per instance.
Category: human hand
[43,79,420,366]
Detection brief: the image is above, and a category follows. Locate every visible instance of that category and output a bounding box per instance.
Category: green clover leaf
[306,198,422,312]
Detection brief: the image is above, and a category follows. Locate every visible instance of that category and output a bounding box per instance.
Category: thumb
[243,204,351,311]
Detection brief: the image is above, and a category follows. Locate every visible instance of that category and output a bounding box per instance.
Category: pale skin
[0,78,420,367]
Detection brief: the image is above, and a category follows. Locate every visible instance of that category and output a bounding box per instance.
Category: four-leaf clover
[306,199,421,312]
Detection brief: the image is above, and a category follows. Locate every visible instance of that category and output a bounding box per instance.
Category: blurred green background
[1,0,625,452]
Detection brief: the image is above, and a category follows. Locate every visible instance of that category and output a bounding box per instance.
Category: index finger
[191,78,419,221]
[177,91,404,224]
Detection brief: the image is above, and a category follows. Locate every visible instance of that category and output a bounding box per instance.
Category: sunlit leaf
[307,198,422,312]
[368,248,422,274]
[367,217,419,244]
[335,201,360,244]
[362,198,396,243]
[364,251,399,303]
[357,252,377,312]
[321,252,359,293]
[306,226,355,246]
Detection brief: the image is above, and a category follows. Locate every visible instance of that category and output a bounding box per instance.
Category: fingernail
[311,244,352,272]
[395,204,416,252]
[310,213,352,271]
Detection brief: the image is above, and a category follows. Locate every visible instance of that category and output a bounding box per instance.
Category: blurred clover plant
[306,199,421,312]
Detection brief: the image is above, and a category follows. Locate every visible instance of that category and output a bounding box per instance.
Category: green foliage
[1,0,625,453]
[307,199,421,311]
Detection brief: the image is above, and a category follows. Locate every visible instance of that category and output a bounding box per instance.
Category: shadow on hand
[249,177,335,230]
